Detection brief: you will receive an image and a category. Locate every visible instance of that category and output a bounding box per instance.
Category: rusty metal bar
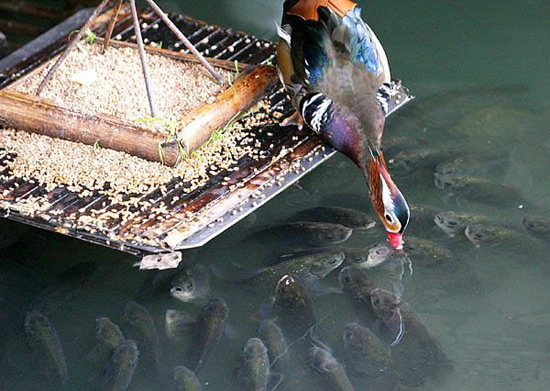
[35,0,111,96]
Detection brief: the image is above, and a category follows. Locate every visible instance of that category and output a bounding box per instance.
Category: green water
[1,0,550,390]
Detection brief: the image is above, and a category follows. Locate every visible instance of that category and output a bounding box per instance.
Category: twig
[143,0,225,85]
[103,0,124,52]
[35,0,111,96]
[129,0,158,117]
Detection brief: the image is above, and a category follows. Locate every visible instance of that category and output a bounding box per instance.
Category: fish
[340,247,370,267]
[308,346,355,391]
[403,236,452,265]
[290,206,376,230]
[434,211,492,236]
[189,297,229,373]
[392,147,452,173]
[338,266,377,303]
[363,246,412,297]
[464,224,530,247]
[253,222,353,246]
[29,261,97,315]
[172,366,202,391]
[369,289,451,387]
[408,204,439,227]
[370,288,405,346]
[271,274,317,344]
[25,310,69,389]
[343,322,392,375]
[237,338,270,391]
[230,250,344,289]
[122,301,163,378]
[256,319,289,373]
[101,339,139,391]
[434,155,485,177]
[170,264,212,304]
[434,174,524,206]
[365,243,410,269]
[165,309,196,340]
[320,192,373,213]
[94,317,124,368]
[522,215,550,237]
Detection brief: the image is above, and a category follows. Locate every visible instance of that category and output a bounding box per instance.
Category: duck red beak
[387,232,403,250]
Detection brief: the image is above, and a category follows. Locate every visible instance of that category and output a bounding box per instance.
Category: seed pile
[15,43,234,132]
[0,98,288,248]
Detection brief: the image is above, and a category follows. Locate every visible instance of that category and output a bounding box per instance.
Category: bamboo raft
[0,6,413,262]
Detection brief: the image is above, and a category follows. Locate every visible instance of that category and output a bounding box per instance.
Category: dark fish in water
[189,297,229,373]
[343,322,392,375]
[363,246,412,297]
[370,289,405,347]
[369,289,451,387]
[340,247,370,267]
[102,339,139,391]
[434,156,483,177]
[172,366,202,391]
[170,264,211,304]
[165,309,196,340]
[320,192,373,213]
[256,319,289,373]
[391,147,452,173]
[25,310,69,389]
[29,261,97,315]
[365,243,410,269]
[434,174,524,206]
[522,215,550,237]
[272,274,317,343]
[434,211,492,236]
[308,346,355,391]
[338,266,377,302]
[231,250,344,289]
[254,222,353,246]
[237,338,270,391]
[465,224,530,247]
[290,206,376,230]
[94,317,124,368]
[403,236,452,265]
[434,154,510,179]
[122,301,163,378]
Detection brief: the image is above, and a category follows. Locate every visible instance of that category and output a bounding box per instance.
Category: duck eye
[385,213,393,223]
[447,220,458,227]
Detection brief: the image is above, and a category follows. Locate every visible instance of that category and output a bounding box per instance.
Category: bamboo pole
[35,0,111,96]
[0,65,279,165]
[176,65,280,153]
[0,90,179,166]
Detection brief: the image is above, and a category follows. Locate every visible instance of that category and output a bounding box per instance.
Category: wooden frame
[0,39,279,166]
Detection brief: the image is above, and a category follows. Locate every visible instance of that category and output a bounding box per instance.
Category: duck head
[364,150,410,249]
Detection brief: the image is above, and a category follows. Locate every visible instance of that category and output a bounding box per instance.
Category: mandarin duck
[276,0,410,249]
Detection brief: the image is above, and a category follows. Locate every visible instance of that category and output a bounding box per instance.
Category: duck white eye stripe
[380,173,395,212]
